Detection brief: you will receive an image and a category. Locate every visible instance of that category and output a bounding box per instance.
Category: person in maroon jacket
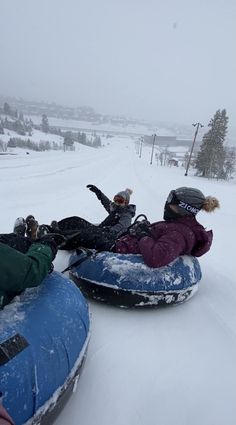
[115,187,220,268]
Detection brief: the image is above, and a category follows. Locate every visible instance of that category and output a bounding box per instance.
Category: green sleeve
[0,242,53,294]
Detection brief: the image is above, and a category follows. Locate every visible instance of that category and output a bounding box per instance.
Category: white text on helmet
[178,201,200,214]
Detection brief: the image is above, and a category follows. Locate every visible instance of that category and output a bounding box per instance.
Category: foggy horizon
[0,0,235,130]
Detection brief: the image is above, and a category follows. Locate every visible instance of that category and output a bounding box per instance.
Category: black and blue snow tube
[68,251,202,308]
[0,272,90,425]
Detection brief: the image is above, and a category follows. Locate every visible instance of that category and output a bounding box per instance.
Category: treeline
[78,131,101,147]
[0,102,102,152]
[137,108,235,181]
[194,109,235,180]
[1,116,33,136]
[0,102,34,136]
[7,138,63,151]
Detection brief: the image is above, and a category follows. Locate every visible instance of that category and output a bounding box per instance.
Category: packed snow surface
[0,134,235,425]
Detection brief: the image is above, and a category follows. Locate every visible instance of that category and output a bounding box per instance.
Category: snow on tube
[69,251,202,308]
[0,272,90,425]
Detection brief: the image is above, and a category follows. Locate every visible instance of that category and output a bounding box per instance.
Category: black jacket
[94,188,136,236]
[55,188,136,251]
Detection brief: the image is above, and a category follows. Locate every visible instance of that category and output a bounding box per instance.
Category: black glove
[86,184,100,194]
[129,221,151,240]
[35,233,66,260]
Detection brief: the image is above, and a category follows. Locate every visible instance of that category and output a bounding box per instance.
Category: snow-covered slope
[0,135,235,425]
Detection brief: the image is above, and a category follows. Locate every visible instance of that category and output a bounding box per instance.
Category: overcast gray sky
[0,0,235,128]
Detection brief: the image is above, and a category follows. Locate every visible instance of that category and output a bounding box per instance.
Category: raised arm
[87,184,111,212]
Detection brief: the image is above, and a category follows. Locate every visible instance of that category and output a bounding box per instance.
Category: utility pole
[150,133,156,165]
[139,137,143,158]
[184,122,203,176]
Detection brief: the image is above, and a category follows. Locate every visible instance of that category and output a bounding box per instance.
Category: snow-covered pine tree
[0,121,4,134]
[63,131,74,151]
[223,147,236,180]
[195,109,228,179]
[78,132,87,145]
[3,102,11,116]
[41,114,49,133]
[93,135,101,147]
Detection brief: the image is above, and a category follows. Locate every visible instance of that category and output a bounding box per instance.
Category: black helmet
[165,187,205,217]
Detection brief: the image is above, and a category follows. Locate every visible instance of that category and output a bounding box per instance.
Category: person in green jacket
[0,233,64,309]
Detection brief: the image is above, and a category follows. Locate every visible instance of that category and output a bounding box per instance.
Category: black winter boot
[26,215,38,240]
[13,217,27,236]
[36,224,50,238]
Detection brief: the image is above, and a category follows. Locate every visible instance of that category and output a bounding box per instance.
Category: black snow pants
[57,216,92,234]
[0,233,32,253]
[54,216,116,251]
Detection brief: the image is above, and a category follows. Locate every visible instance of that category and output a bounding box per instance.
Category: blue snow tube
[0,272,90,425]
[69,251,202,307]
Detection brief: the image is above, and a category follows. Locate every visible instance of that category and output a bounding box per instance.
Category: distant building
[168,158,179,167]
[144,135,177,146]
[144,135,203,149]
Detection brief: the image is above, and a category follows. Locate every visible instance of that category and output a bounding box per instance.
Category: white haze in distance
[0,0,235,130]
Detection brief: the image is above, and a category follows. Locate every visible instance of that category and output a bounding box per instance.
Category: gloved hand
[86,184,100,194]
[129,221,151,240]
[35,233,66,260]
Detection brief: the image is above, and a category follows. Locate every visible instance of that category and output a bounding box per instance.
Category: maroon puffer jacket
[115,216,213,268]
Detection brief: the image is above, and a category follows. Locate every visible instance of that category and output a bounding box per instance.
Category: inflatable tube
[0,272,90,425]
[69,251,202,308]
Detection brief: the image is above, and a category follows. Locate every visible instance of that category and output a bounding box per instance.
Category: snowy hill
[0,135,235,425]
[0,128,64,149]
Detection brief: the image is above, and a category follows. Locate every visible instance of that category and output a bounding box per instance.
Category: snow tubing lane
[69,252,202,308]
[0,272,90,425]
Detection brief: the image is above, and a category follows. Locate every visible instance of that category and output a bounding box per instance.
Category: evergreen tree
[41,114,49,133]
[78,132,87,145]
[195,109,228,179]
[24,118,33,136]
[0,140,7,152]
[3,102,11,116]
[223,147,236,180]
[93,135,101,147]
[8,138,17,148]
[19,112,24,121]
[63,131,74,151]
[13,119,26,135]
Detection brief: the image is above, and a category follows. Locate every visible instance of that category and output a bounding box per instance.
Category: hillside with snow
[0,134,235,425]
